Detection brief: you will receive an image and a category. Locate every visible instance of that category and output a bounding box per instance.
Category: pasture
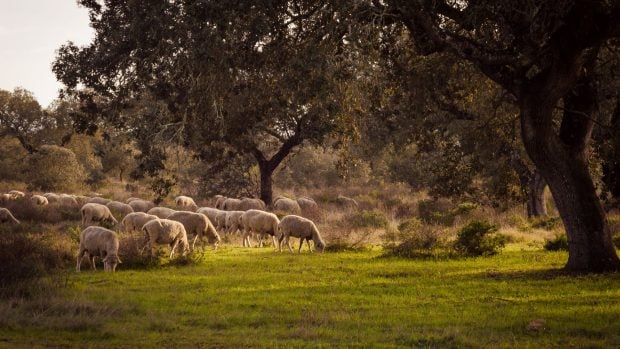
[1,246,619,348]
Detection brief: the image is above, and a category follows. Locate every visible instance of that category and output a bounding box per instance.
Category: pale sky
[0,0,94,108]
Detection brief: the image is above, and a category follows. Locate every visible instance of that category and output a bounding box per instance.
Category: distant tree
[0,88,45,153]
[26,145,86,192]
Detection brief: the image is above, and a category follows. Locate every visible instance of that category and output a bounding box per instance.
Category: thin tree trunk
[526,170,547,218]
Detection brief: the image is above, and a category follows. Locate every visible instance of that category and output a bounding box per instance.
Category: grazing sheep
[120,212,159,233]
[31,195,49,206]
[43,192,61,203]
[273,197,301,215]
[225,211,245,234]
[142,219,189,258]
[240,210,280,248]
[8,190,25,199]
[76,226,121,272]
[0,208,20,224]
[126,197,141,203]
[0,193,12,203]
[196,207,222,227]
[106,201,134,217]
[81,203,118,227]
[213,210,229,232]
[174,195,198,211]
[337,195,359,209]
[278,215,326,253]
[214,196,227,210]
[128,199,155,213]
[167,211,220,251]
[87,196,111,205]
[74,195,91,206]
[238,198,266,211]
[147,206,176,219]
[222,198,242,211]
[297,197,319,213]
[59,194,79,207]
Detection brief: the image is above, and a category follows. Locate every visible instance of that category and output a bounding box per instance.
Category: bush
[454,220,506,256]
[454,202,479,215]
[26,145,86,192]
[544,234,569,251]
[348,210,389,229]
[383,218,449,258]
[417,199,456,226]
[531,216,562,230]
[116,231,162,269]
[2,198,82,224]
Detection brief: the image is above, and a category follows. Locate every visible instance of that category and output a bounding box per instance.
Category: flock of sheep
[0,190,330,273]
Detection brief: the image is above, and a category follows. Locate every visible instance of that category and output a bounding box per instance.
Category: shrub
[349,210,389,229]
[2,198,81,224]
[454,202,479,215]
[26,145,86,192]
[383,218,449,258]
[611,232,620,250]
[417,199,456,226]
[454,220,506,256]
[544,234,569,251]
[531,216,562,230]
[117,231,162,269]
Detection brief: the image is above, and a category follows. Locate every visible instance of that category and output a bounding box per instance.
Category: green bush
[531,216,562,230]
[454,220,505,256]
[26,145,86,192]
[383,218,449,258]
[349,210,389,229]
[454,202,479,215]
[544,234,569,251]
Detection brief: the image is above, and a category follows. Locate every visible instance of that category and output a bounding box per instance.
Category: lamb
[87,196,111,205]
[278,215,326,253]
[43,192,60,203]
[147,206,177,219]
[238,198,266,211]
[222,198,242,211]
[31,194,49,206]
[8,190,25,199]
[167,211,220,251]
[214,196,227,210]
[225,210,245,235]
[273,197,301,215]
[337,195,359,209]
[81,203,118,227]
[240,209,280,248]
[120,212,159,233]
[59,193,79,207]
[142,219,189,258]
[106,201,134,217]
[0,208,20,224]
[174,195,198,211]
[128,199,155,213]
[76,226,121,272]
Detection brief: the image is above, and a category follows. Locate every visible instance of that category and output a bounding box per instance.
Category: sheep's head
[103,254,122,272]
[315,240,326,253]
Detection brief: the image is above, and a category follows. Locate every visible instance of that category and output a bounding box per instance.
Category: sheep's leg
[306,238,312,252]
[298,239,304,253]
[170,240,179,258]
[271,235,278,250]
[286,236,294,253]
[90,255,96,270]
[76,249,85,272]
[278,235,285,252]
[191,234,198,252]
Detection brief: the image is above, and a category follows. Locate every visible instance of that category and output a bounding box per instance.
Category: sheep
[297,196,319,213]
[273,197,301,215]
[174,195,198,211]
[106,201,134,217]
[81,203,118,227]
[222,198,242,211]
[167,211,220,251]
[224,210,245,234]
[0,208,20,224]
[142,219,189,258]
[213,210,229,232]
[120,212,159,233]
[196,207,222,227]
[128,199,155,213]
[74,195,91,206]
[0,193,12,203]
[43,192,61,203]
[240,209,280,248]
[337,195,359,209]
[147,206,177,219]
[87,196,111,205]
[278,215,326,253]
[238,198,266,211]
[214,196,227,210]
[76,226,121,272]
[126,197,141,203]
[59,194,79,207]
[8,190,25,199]
[31,194,49,206]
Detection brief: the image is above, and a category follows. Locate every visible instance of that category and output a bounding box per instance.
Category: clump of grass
[348,210,389,229]
[116,231,162,269]
[454,220,506,257]
[544,234,569,251]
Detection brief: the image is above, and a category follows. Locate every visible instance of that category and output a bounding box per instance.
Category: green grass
[1,246,620,348]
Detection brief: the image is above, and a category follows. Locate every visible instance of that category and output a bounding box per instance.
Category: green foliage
[349,210,389,229]
[544,234,569,251]
[384,218,450,258]
[454,202,479,215]
[612,233,620,250]
[531,216,562,231]
[25,145,86,192]
[454,220,505,256]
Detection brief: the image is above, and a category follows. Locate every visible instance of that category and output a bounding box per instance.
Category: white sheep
[106,201,135,217]
[142,219,189,258]
[120,212,159,233]
[87,196,111,205]
[59,194,79,206]
[147,206,177,219]
[126,197,141,203]
[167,211,220,251]
[278,215,326,253]
[0,208,20,224]
[222,198,242,211]
[31,195,49,206]
[196,207,222,227]
[213,210,229,232]
[297,196,319,214]
[43,192,61,204]
[238,198,266,211]
[8,190,25,199]
[214,196,227,210]
[273,197,301,215]
[337,195,359,209]
[224,210,245,235]
[240,209,280,248]
[174,195,198,211]
[76,226,121,272]
[0,193,12,203]
[81,203,118,227]
[128,199,155,213]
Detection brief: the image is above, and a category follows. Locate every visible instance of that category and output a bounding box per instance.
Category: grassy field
[1,246,620,348]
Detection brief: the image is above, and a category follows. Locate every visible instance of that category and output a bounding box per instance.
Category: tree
[26,145,86,192]
[381,0,620,271]
[53,0,354,205]
[0,88,45,153]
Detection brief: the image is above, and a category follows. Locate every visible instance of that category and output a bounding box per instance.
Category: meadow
[1,245,619,348]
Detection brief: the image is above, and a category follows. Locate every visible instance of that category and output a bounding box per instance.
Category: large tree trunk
[258,161,274,206]
[520,77,620,272]
[526,170,547,218]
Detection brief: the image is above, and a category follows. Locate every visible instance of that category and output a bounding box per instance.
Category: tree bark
[526,170,547,218]
[258,160,273,207]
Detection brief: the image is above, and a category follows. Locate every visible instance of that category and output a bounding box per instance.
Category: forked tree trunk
[526,170,547,218]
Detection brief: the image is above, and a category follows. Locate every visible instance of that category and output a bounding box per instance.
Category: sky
[0,1,94,108]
